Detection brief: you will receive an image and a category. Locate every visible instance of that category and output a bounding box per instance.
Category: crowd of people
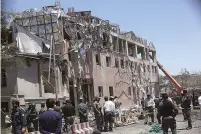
[10,96,121,134]
[9,89,201,134]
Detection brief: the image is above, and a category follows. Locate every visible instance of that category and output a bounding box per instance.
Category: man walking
[181,89,192,129]
[103,96,115,132]
[158,93,178,134]
[144,94,155,124]
[93,97,103,131]
[39,98,62,134]
[78,98,88,123]
[11,99,26,134]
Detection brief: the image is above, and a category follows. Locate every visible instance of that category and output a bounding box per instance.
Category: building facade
[1,4,159,113]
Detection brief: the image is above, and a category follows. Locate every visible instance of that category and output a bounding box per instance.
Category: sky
[4,0,201,75]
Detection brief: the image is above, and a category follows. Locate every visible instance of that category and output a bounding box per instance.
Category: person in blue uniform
[11,99,26,134]
[39,98,62,134]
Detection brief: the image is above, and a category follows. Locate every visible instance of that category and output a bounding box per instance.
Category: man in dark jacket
[39,98,62,134]
[11,99,26,134]
[62,99,75,132]
[158,93,178,134]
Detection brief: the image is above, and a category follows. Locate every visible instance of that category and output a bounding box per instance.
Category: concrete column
[87,84,92,104]
[125,41,129,56]
[134,44,137,58]
[37,59,44,97]
[73,78,78,115]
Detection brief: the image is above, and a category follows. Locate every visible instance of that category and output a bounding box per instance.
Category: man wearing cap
[158,93,178,134]
[78,98,89,123]
[181,89,192,129]
[103,96,115,132]
[11,99,26,134]
[144,94,155,124]
[93,97,103,131]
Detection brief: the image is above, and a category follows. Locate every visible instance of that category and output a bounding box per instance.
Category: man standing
[181,89,192,129]
[154,97,161,124]
[78,98,88,123]
[11,99,26,134]
[198,92,201,120]
[39,98,62,134]
[103,96,115,132]
[62,99,75,132]
[158,93,178,134]
[180,93,186,121]
[54,101,61,113]
[144,94,155,124]
[39,102,46,115]
[27,104,38,132]
[93,97,103,131]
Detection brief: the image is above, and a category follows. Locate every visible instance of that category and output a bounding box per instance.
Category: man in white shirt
[144,94,155,124]
[103,96,115,132]
[198,92,201,120]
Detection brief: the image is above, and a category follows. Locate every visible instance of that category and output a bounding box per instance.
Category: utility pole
[52,36,58,101]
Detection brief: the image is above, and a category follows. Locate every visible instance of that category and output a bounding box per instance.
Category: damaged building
[1,4,159,113]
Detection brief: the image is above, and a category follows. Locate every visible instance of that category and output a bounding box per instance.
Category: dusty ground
[104,110,201,134]
[2,110,201,134]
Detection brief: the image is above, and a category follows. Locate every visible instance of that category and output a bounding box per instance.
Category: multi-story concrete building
[1,4,159,113]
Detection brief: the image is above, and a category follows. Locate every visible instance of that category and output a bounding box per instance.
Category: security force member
[93,97,103,131]
[27,104,38,132]
[181,89,192,129]
[78,98,89,123]
[158,93,178,134]
[11,99,26,134]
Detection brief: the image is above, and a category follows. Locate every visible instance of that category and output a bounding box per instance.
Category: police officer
[78,98,88,123]
[181,89,192,129]
[93,97,103,131]
[158,93,178,134]
[11,99,26,134]
[39,102,46,115]
[27,103,38,132]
